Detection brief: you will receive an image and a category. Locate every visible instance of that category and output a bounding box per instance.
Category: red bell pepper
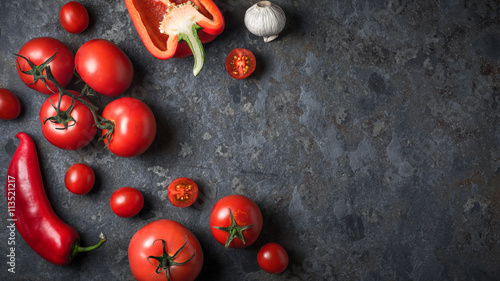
[125,0,225,76]
[6,132,106,265]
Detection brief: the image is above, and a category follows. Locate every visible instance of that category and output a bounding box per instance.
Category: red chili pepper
[6,132,106,265]
[125,0,225,76]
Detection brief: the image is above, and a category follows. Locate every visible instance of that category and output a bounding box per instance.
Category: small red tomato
[225,48,256,79]
[64,163,95,195]
[110,187,144,218]
[257,242,289,274]
[0,88,21,120]
[167,177,199,208]
[210,194,263,248]
[59,1,89,34]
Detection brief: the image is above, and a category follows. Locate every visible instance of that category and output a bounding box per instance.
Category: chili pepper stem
[71,233,107,259]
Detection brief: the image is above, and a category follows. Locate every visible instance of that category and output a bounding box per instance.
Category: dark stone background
[1,0,499,280]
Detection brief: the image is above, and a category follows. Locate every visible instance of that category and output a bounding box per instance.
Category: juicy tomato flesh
[225,48,256,79]
[168,177,198,207]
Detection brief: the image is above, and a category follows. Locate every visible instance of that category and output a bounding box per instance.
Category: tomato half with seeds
[167,177,199,208]
[225,48,256,79]
[210,194,263,248]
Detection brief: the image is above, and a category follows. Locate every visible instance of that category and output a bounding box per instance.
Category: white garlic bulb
[244,1,286,43]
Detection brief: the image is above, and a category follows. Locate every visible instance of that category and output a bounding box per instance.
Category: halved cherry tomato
[64,163,95,195]
[0,88,21,120]
[257,242,289,274]
[59,1,89,34]
[225,48,256,79]
[167,177,199,208]
[110,187,144,218]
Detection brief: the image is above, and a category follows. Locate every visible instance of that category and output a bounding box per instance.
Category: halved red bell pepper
[125,0,225,76]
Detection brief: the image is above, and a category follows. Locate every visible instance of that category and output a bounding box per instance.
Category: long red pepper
[6,132,106,265]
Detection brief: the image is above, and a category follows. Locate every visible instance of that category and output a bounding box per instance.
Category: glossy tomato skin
[16,37,74,95]
[225,48,256,80]
[257,242,289,274]
[40,91,97,150]
[59,1,89,34]
[210,194,263,248]
[110,187,144,218]
[102,97,156,157]
[75,39,133,97]
[64,163,95,195]
[128,219,203,281]
[0,88,21,120]
[167,177,199,208]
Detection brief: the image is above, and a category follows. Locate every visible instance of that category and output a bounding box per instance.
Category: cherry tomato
[167,177,199,208]
[64,163,95,195]
[0,88,21,120]
[257,242,289,274]
[101,97,156,157]
[210,194,263,248]
[110,187,144,218]
[59,1,89,34]
[16,37,74,95]
[75,39,133,97]
[40,91,97,150]
[128,219,203,281]
[225,48,256,79]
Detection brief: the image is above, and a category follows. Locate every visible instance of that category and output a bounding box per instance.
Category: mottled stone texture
[0,0,499,280]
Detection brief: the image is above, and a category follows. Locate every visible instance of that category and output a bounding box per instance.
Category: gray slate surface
[0,0,499,280]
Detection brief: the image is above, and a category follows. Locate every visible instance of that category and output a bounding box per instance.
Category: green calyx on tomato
[43,94,77,130]
[15,51,58,94]
[147,237,196,281]
[212,208,254,249]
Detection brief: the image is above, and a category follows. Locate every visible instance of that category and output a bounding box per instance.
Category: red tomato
[101,97,156,157]
[225,48,256,79]
[110,187,144,218]
[0,88,21,120]
[128,219,203,281]
[64,163,95,195]
[257,242,289,274]
[75,39,133,97]
[167,177,199,208]
[40,91,97,150]
[59,1,89,34]
[210,194,263,248]
[16,37,74,95]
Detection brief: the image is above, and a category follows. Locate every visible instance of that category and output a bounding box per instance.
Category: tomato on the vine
[0,88,21,120]
[167,177,199,208]
[65,163,95,195]
[210,194,263,248]
[257,242,289,274]
[110,187,144,218]
[59,1,89,34]
[16,37,74,95]
[40,91,97,150]
[225,48,256,79]
[75,39,133,97]
[128,219,203,281]
[101,97,156,158]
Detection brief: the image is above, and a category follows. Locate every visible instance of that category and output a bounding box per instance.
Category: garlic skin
[244,1,286,43]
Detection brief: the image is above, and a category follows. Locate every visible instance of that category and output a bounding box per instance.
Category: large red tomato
[128,219,203,281]
[16,37,74,95]
[210,194,263,248]
[101,97,156,157]
[40,91,97,150]
[75,39,133,97]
